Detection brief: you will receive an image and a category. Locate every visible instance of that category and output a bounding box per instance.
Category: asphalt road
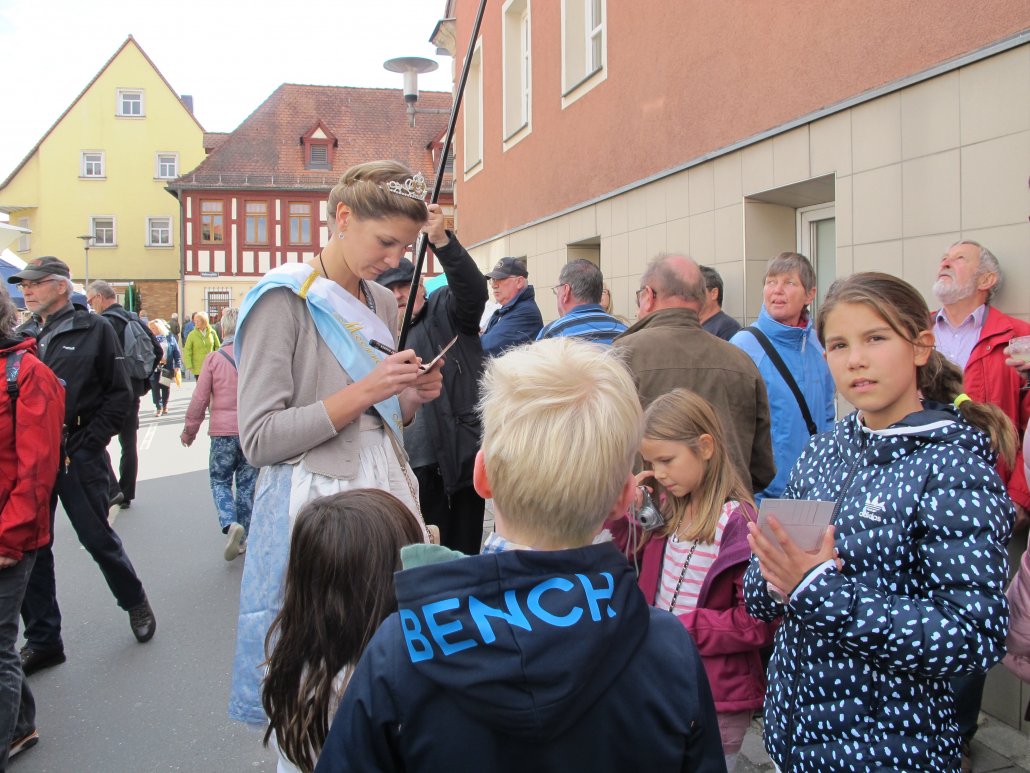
[16,382,275,772]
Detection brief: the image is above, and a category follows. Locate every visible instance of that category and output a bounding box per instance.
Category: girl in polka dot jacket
[744,272,1017,773]
[608,388,774,772]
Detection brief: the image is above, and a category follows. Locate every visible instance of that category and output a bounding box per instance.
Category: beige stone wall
[464,45,1029,328]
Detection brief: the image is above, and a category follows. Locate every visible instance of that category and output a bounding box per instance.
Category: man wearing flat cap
[8,257,156,676]
[480,257,542,357]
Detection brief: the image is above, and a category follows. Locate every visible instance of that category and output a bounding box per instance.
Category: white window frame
[561,0,607,108]
[502,0,532,147]
[90,216,116,247]
[146,216,173,248]
[463,41,484,177]
[16,218,29,252]
[81,151,105,178]
[116,89,144,117]
[155,152,179,179]
[796,203,836,320]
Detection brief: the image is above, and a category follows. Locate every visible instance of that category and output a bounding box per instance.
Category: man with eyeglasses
[613,253,775,493]
[480,257,542,357]
[7,257,156,676]
[537,260,626,345]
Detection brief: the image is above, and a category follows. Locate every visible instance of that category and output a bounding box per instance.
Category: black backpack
[5,351,24,430]
[103,309,158,384]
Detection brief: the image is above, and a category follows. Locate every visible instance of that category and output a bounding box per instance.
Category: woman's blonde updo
[327,161,429,224]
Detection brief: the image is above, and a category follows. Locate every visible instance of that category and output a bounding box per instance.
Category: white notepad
[757,498,836,552]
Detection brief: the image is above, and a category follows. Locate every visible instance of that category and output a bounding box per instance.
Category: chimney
[180,94,194,114]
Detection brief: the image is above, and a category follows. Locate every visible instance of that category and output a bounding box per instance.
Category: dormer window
[301,121,337,170]
[308,142,329,169]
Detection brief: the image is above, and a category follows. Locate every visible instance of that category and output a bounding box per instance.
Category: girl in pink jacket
[180,308,257,562]
[609,388,774,771]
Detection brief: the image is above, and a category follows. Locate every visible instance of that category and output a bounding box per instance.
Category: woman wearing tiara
[227,160,444,725]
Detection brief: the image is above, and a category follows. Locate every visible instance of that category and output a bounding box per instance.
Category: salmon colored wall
[452,0,1029,245]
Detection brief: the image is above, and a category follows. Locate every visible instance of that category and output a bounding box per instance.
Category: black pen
[369,339,396,356]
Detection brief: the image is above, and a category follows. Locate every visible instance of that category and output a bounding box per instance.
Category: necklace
[668,540,699,614]
[317,250,375,312]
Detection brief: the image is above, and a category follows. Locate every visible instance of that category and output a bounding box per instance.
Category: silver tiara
[382,172,428,202]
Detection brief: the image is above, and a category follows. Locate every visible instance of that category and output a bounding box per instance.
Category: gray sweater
[236,280,398,479]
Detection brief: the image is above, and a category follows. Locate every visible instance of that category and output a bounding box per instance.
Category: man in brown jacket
[613,254,775,493]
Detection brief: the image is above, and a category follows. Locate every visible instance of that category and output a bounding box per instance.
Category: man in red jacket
[932,239,1030,770]
[0,284,64,765]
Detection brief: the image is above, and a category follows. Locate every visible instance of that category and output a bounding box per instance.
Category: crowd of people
[0,157,1028,772]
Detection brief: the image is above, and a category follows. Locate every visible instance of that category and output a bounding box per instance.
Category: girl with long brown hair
[262,489,424,773]
[745,271,1015,772]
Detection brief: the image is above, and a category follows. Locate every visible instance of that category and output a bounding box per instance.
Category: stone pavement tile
[738,719,774,770]
[976,718,1030,767]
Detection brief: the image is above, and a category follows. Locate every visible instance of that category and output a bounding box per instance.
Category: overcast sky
[0,0,456,179]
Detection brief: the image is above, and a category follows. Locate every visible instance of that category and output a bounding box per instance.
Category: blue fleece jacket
[730,307,835,500]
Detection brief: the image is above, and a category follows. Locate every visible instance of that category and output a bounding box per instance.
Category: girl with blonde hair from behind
[608,388,773,771]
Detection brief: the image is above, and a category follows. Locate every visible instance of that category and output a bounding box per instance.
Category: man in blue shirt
[481,258,542,356]
[537,260,626,345]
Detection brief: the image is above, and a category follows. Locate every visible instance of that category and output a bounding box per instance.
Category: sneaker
[224,523,245,562]
[128,598,156,643]
[9,729,38,758]
[20,646,65,676]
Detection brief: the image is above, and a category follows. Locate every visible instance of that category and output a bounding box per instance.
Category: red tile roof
[170,84,453,192]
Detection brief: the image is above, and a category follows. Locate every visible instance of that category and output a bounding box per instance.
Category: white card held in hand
[757,498,836,552]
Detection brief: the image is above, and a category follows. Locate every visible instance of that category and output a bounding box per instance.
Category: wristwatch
[767,582,790,606]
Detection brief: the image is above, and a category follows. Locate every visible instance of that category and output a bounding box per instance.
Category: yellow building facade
[0,36,205,318]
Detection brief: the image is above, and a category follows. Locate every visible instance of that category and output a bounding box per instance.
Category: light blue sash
[236,263,403,441]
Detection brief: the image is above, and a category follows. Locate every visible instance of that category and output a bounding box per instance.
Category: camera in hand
[634,486,665,532]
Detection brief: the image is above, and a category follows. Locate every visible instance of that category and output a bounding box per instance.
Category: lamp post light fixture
[77,234,94,290]
[384,56,450,127]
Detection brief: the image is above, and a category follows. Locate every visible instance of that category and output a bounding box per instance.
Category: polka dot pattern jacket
[744,404,1013,772]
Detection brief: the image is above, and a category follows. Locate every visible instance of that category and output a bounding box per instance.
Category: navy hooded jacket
[316,542,726,773]
[745,404,1013,772]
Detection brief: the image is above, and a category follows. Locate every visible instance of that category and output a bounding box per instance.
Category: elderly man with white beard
[932,239,1030,772]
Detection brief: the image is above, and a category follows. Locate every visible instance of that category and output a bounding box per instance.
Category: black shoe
[109,492,125,507]
[129,598,156,643]
[120,500,132,510]
[9,729,38,758]
[20,646,66,676]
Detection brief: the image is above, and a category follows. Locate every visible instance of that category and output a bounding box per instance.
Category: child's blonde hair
[478,338,643,546]
[643,389,754,543]
[816,272,1016,466]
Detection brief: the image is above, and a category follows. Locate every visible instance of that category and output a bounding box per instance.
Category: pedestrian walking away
[87,280,163,510]
[8,257,156,678]
[180,308,257,562]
